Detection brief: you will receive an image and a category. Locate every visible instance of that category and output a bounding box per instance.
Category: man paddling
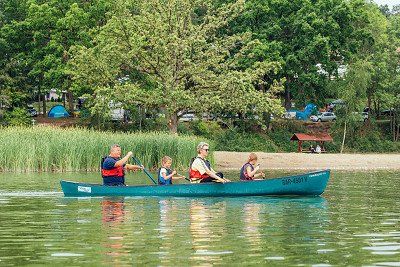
[101,144,143,186]
[189,142,230,183]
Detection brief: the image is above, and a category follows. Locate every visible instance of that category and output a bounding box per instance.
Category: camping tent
[287,103,317,121]
[48,105,69,118]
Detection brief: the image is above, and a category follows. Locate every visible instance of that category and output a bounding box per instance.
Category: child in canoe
[158,156,186,185]
[240,153,265,180]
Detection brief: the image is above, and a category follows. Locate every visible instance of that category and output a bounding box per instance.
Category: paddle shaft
[132,157,157,185]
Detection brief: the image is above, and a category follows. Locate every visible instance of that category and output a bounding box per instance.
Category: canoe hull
[60,170,330,197]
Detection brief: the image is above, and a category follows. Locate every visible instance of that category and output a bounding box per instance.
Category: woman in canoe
[101,144,143,186]
[189,142,230,183]
[158,156,186,185]
[240,153,265,181]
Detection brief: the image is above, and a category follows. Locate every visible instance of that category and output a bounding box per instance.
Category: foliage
[214,129,279,152]
[70,0,284,133]
[0,126,209,172]
[3,108,32,126]
[229,0,364,108]
[0,0,399,151]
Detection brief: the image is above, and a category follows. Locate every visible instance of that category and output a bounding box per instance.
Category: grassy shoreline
[0,126,209,172]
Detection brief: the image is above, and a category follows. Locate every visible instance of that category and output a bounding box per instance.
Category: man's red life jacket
[101,156,125,178]
[189,157,210,180]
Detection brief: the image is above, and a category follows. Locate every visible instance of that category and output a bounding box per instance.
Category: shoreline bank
[215,152,400,171]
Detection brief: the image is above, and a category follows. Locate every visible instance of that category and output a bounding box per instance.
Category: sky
[373,0,398,7]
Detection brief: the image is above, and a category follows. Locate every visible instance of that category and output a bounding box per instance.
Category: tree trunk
[393,112,396,142]
[284,85,291,110]
[340,121,347,154]
[37,91,41,116]
[167,111,178,134]
[367,94,371,123]
[284,77,291,110]
[139,106,142,131]
[67,90,74,113]
[42,93,47,116]
[367,94,371,113]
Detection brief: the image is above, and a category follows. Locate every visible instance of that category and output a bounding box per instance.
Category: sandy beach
[215,152,400,171]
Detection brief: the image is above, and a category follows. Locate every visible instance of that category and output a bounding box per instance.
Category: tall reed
[0,126,211,172]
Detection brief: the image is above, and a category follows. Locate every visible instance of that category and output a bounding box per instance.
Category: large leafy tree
[0,0,110,115]
[228,0,358,108]
[70,0,284,133]
[0,0,32,110]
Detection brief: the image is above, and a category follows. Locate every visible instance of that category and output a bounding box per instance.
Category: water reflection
[101,197,128,265]
[243,202,262,249]
[157,199,181,265]
[102,197,126,224]
[189,199,230,264]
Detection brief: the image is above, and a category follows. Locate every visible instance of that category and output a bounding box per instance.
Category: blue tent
[288,103,317,121]
[48,105,69,118]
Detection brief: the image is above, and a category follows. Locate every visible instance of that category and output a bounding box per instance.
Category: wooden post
[298,141,302,153]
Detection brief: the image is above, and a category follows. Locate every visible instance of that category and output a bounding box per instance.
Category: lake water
[0,171,399,266]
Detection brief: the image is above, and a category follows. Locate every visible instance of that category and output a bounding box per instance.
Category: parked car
[310,112,336,122]
[380,109,394,117]
[179,113,197,122]
[27,107,38,117]
[361,111,368,122]
[109,101,129,122]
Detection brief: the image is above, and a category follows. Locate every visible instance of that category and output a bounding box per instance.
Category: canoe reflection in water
[101,197,128,264]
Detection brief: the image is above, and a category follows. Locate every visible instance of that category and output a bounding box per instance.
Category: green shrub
[3,108,32,126]
[191,121,223,139]
[268,129,298,152]
[214,129,279,152]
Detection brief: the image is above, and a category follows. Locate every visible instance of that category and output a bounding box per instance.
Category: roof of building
[290,133,333,142]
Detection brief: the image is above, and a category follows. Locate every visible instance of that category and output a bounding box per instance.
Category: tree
[335,60,372,153]
[70,0,284,133]
[227,0,360,109]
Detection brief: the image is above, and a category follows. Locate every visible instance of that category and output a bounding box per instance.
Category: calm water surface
[0,171,399,266]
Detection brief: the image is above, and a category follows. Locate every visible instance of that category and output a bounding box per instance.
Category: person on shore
[240,153,265,180]
[315,145,322,154]
[158,156,185,185]
[189,142,230,183]
[309,145,315,153]
[101,144,143,186]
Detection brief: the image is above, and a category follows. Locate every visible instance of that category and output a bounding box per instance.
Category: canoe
[60,169,330,197]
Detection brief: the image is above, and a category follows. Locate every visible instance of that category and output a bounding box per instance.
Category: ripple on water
[355,232,400,238]
[0,191,62,197]
[194,250,233,255]
[265,256,285,260]
[372,252,399,255]
[373,262,400,267]
[317,249,335,253]
[51,253,84,257]
[363,246,400,251]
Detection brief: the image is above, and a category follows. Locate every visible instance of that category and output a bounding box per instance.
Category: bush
[191,121,223,138]
[3,108,32,126]
[214,129,279,152]
[268,129,298,152]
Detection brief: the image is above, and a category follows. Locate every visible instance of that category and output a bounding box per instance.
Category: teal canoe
[60,170,330,197]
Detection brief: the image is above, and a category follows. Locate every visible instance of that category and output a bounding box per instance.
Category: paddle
[132,156,157,185]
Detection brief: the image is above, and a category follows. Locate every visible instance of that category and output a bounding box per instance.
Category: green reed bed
[0,126,210,172]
